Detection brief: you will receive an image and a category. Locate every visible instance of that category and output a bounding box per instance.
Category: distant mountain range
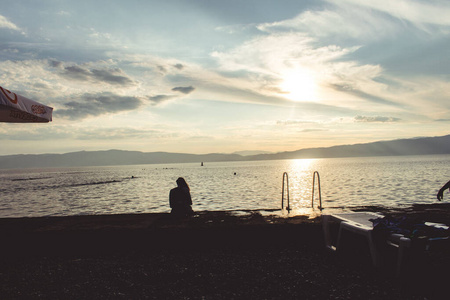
[232,150,273,156]
[1,134,449,169]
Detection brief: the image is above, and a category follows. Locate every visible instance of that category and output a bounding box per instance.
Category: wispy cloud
[354,115,401,123]
[146,95,175,105]
[171,86,195,94]
[0,125,167,141]
[59,64,136,86]
[74,127,162,140]
[334,0,450,26]
[299,128,328,133]
[257,6,399,43]
[56,11,70,16]
[173,63,184,70]
[276,120,318,125]
[0,15,21,31]
[57,93,143,120]
[330,84,403,108]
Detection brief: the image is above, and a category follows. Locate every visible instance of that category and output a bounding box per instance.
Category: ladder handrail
[281,172,290,211]
[312,171,323,210]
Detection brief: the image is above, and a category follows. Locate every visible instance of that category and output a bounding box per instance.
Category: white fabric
[0,85,53,123]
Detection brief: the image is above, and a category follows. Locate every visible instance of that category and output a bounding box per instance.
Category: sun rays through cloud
[0,0,449,155]
[279,68,319,102]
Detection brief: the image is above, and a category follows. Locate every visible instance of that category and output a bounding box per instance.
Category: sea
[1,155,449,218]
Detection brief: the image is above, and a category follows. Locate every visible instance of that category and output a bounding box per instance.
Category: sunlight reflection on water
[0,155,449,218]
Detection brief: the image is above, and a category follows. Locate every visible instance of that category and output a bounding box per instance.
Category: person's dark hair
[176,177,190,190]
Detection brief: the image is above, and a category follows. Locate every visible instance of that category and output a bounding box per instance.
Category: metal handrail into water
[281,172,291,211]
[312,171,323,210]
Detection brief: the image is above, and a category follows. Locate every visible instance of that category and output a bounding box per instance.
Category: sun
[280,68,318,102]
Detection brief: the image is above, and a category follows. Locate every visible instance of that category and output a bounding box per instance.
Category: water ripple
[0,155,449,218]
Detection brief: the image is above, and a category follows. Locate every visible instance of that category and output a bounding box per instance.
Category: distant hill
[0,134,449,169]
[232,150,273,156]
[247,134,450,161]
[0,150,244,169]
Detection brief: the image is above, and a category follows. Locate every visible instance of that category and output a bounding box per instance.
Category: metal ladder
[281,171,323,211]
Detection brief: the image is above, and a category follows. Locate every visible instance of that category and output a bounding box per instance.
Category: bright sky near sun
[0,0,449,155]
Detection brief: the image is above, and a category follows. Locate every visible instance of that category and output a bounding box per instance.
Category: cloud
[187,135,215,141]
[257,8,398,44]
[74,127,161,140]
[330,84,403,108]
[210,30,399,111]
[299,128,328,133]
[0,58,188,112]
[0,126,68,141]
[157,65,167,73]
[0,15,21,31]
[56,11,70,16]
[0,125,166,141]
[210,0,448,116]
[259,0,450,44]
[172,86,195,94]
[276,120,317,125]
[60,64,136,86]
[57,93,143,120]
[274,120,329,133]
[173,63,184,70]
[354,115,401,123]
[333,0,450,27]
[91,69,134,85]
[146,95,175,105]
[211,33,317,74]
[117,53,345,109]
[49,60,63,68]
[62,65,91,80]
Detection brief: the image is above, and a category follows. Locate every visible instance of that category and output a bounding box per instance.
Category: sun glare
[280,69,318,102]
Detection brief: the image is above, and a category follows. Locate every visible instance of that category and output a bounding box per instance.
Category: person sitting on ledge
[437,180,450,201]
[170,177,194,217]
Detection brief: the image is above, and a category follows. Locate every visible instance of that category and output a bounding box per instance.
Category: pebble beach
[1,204,449,299]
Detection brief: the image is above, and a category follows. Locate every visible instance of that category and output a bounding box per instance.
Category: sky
[0,0,449,156]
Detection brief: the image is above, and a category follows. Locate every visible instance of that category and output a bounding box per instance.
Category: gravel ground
[1,234,448,299]
[1,205,449,299]
[0,245,408,299]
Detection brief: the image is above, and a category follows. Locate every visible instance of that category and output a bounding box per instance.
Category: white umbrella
[0,85,53,123]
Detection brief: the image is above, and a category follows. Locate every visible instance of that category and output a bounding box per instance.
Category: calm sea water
[0,155,449,218]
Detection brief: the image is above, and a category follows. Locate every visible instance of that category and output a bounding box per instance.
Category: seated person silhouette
[170,177,194,217]
[437,180,450,201]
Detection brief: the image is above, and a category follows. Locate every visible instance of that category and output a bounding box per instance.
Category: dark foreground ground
[1,204,449,299]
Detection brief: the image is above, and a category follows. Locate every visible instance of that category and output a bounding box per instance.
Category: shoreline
[0,208,323,258]
[1,203,450,255]
[1,203,449,299]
